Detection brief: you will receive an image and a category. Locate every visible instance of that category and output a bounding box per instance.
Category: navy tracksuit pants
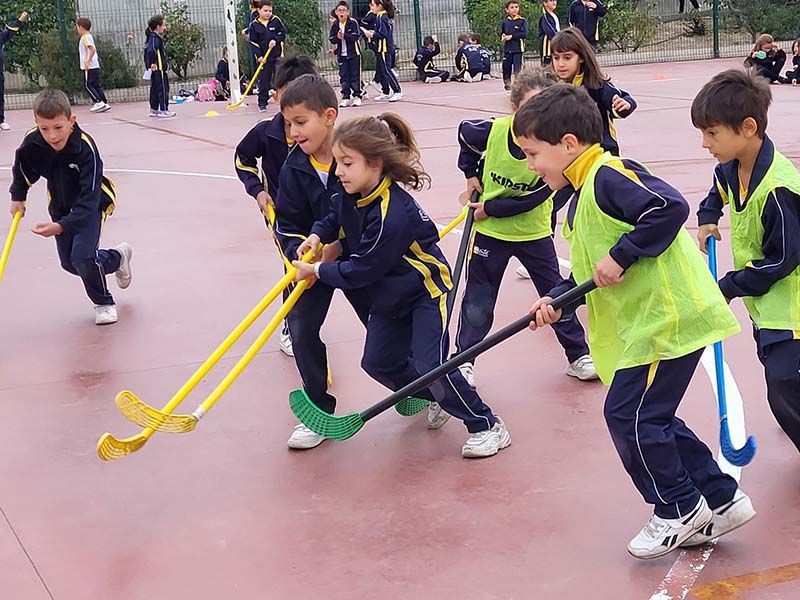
[605,348,738,519]
[420,69,450,83]
[754,330,800,452]
[375,50,401,95]
[55,209,121,306]
[456,232,589,364]
[502,52,523,82]
[258,59,278,109]
[361,294,497,433]
[84,68,108,104]
[286,281,371,414]
[149,70,169,111]
[338,55,362,99]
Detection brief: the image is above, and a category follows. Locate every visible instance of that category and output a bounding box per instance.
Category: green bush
[724,0,800,43]
[95,37,137,89]
[600,0,658,52]
[236,0,323,63]
[464,0,540,55]
[160,0,206,80]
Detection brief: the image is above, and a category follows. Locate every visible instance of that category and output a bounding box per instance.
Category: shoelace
[643,516,669,539]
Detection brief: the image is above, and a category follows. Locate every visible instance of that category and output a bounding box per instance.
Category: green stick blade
[395,397,430,417]
[288,389,363,440]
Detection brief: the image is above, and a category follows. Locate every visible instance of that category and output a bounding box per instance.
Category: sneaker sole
[566,369,600,382]
[680,507,757,548]
[287,437,326,450]
[279,345,294,357]
[628,513,713,560]
[115,244,133,289]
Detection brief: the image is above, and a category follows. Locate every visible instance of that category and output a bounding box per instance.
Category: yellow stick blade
[115,391,198,433]
[96,432,149,461]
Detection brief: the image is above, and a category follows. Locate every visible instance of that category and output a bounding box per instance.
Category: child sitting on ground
[414,35,450,83]
[746,34,787,84]
[784,39,800,85]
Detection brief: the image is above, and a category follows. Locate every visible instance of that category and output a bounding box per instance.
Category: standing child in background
[746,34,788,84]
[568,0,606,51]
[0,10,27,131]
[294,112,512,458]
[517,84,754,559]
[414,35,449,83]
[249,0,287,112]
[501,1,527,91]
[330,1,363,107]
[538,0,560,66]
[551,28,636,156]
[214,47,230,99]
[8,89,132,325]
[144,15,174,118]
[785,39,800,85]
[693,69,800,454]
[362,0,402,102]
[76,18,110,113]
[454,69,596,387]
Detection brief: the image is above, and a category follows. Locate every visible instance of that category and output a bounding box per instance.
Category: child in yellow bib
[513,84,754,560]
[693,69,800,454]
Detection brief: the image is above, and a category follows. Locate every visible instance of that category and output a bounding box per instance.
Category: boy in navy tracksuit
[414,35,449,83]
[330,1,363,106]
[538,0,560,66]
[249,0,287,111]
[144,15,174,118]
[9,89,132,325]
[0,11,27,130]
[569,0,606,50]
[457,39,486,82]
[501,1,527,90]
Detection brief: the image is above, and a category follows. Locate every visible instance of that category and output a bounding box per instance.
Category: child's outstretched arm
[598,81,637,118]
[234,125,271,211]
[0,12,25,46]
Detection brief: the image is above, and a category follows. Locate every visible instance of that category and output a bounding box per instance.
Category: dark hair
[510,67,558,109]
[335,0,350,9]
[280,74,338,114]
[505,1,520,8]
[423,35,434,46]
[147,14,164,35]
[469,33,481,44]
[76,17,92,31]
[334,113,431,191]
[221,46,228,56]
[457,33,468,44]
[513,84,602,145]
[691,69,771,137]
[793,38,800,54]
[551,27,606,89]
[273,55,318,91]
[34,88,72,120]
[371,0,395,19]
[259,0,274,8]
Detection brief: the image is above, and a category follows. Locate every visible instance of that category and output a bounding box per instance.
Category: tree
[236,0,323,60]
[160,0,206,80]
[601,0,659,52]
[463,0,541,55]
[724,0,800,43]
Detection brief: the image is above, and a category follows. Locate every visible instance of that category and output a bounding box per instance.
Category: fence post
[56,0,73,102]
[225,0,242,105]
[412,0,422,51]
[712,0,720,59]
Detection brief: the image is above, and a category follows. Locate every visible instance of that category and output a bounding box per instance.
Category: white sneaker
[470,73,484,83]
[100,103,112,112]
[369,80,383,94]
[680,490,756,548]
[566,355,599,381]
[628,497,712,559]
[114,242,133,289]
[459,362,476,389]
[0,122,9,131]
[515,265,531,279]
[425,76,442,84]
[148,109,159,118]
[287,424,326,449]
[157,110,176,118]
[426,402,451,429]
[90,102,105,113]
[94,304,118,325]
[464,72,474,83]
[351,96,362,107]
[388,92,404,102]
[279,330,294,357]
[374,93,391,101]
[462,417,511,458]
[339,98,351,108]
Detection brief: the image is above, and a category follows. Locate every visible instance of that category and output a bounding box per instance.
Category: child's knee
[361,355,395,383]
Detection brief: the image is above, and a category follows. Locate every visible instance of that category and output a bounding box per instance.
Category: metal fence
[1,0,781,109]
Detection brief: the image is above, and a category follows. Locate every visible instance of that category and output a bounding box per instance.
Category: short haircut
[509,67,558,108]
[260,0,273,7]
[457,33,468,44]
[423,35,434,46]
[335,0,350,9]
[280,74,338,114]
[505,1,520,8]
[76,17,92,31]
[273,55,318,91]
[513,84,602,145]
[691,69,771,137]
[34,89,72,120]
[470,33,481,44]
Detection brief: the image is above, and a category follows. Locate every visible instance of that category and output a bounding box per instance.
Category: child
[454,33,469,79]
[456,36,485,83]
[551,28,636,156]
[329,1,363,107]
[362,0,402,102]
[538,0,560,66]
[568,0,606,51]
[274,75,373,449]
[144,15,174,118]
[414,35,450,84]
[76,18,110,113]
[235,56,319,357]
[249,0,287,112]
[0,11,27,131]
[471,34,493,78]
[293,112,511,458]
[215,47,230,98]
[454,69,595,387]
[501,1,527,91]
[785,39,800,85]
[746,34,787,84]
[8,89,132,325]
[693,69,800,453]
[517,83,754,558]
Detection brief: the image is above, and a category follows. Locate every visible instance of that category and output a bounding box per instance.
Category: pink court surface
[1,58,799,600]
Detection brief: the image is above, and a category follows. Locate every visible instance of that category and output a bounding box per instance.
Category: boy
[329,0,363,107]
[693,69,800,453]
[470,34,492,78]
[454,33,469,80]
[538,0,560,66]
[516,84,755,558]
[76,17,110,113]
[235,56,319,356]
[274,74,372,449]
[0,11,28,131]
[249,0,287,112]
[457,36,485,83]
[501,1,527,90]
[568,0,606,51]
[414,35,449,84]
[8,89,132,325]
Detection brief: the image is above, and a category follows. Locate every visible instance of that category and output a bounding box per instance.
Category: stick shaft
[438,208,467,240]
[228,47,270,108]
[707,237,728,419]
[0,212,22,283]
[445,197,476,317]
[361,279,596,422]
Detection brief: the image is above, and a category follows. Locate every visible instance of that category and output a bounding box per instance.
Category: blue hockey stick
[707,236,757,466]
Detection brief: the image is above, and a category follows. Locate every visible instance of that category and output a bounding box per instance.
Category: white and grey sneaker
[279,330,294,357]
[148,109,159,118]
[94,304,118,325]
[680,490,756,548]
[566,355,599,381]
[426,402,451,429]
[287,424,326,450]
[388,92,404,102]
[351,96,362,107]
[516,265,531,279]
[339,98,351,108]
[425,76,442,84]
[0,122,10,131]
[627,497,712,559]
[100,102,112,112]
[157,110,176,118]
[90,102,105,113]
[374,93,391,101]
[459,362,476,389]
[462,417,511,458]
[114,242,133,289]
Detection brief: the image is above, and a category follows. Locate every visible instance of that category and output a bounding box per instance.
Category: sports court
[1,57,798,599]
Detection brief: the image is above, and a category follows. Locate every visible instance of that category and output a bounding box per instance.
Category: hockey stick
[227,47,272,111]
[290,279,597,440]
[0,212,22,284]
[707,237,757,466]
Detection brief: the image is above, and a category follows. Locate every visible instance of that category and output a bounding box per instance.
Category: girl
[144,15,174,118]
[746,34,787,84]
[292,113,510,458]
[550,27,636,155]
[362,0,402,102]
[785,39,800,85]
